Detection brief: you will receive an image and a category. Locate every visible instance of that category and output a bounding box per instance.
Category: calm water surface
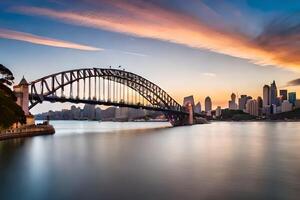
[1,121,300,200]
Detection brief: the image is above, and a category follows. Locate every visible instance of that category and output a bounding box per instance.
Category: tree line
[0,64,26,130]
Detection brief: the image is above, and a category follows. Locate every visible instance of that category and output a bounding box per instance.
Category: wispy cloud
[12,2,300,70]
[122,51,148,57]
[202,72,216,77]
[0,28,102,51]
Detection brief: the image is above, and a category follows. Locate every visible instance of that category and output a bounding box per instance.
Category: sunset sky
[0,0,300,113]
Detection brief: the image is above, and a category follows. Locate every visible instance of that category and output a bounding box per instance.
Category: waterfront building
[263,105,271,116]
[257,96,263,116]
[83,104,96,120]
[257,96,263,108]
[295,100,300,109]
[246,99,258,116]
[279,90,288,101]
[95,108,101,120]
[288,92,296,105]
[277,96,284,105]
[115,107,129,120]
[228,93,238,110]
[128,108,146,119]
[263,85,270,107]
[215,106,222,117]
[71,105,81,119]
[269,81,278,105]
[272,104,277,114]
[281,100,293,112]
[194,102,201,114]
[276,106,282,114]
[205,96,212,113]
[238,95,248,110]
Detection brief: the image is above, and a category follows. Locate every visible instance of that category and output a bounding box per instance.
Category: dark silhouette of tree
[0,64,26,130]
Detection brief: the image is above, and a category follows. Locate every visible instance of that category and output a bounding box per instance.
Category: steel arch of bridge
[29,68,190,124]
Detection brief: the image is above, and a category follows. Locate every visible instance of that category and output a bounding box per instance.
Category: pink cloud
[0,28,102,51]
[12,2,300,70]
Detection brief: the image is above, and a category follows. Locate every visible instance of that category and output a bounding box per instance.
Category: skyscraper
[279,90,288,101]
[194,102,201,114]
[288,92,296,105]
[215,106,222,117]
[269,80,278,105]
[263,85,270,107]
[205,96,212,113]
[257,96,263,116]
[228,93,238,110]
[238,95,248,110]
[246,99,258,116]
[257,96,263,108]
[281,100,293,112]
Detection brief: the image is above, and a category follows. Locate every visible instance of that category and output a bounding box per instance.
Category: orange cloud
[13,2,300,69]
[0,28,102,51]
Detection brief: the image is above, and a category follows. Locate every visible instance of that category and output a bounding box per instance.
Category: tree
[0,64,26,130]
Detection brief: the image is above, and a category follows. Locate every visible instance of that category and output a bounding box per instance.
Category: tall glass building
[288,92,296,106]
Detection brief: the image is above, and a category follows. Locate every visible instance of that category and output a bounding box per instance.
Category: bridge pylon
[13,77,29,115]
[13,77,35,126]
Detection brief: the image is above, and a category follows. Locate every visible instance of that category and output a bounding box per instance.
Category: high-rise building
[238,95,248,110]
[269,80,278,105]
[277,96,284,105]
[263,85,270,107]
[215,106,222,117]
[228,93,238,110]
[272,104,277,114]
[279,90,288,101]
[246,99,258,116]
[257,96,263,116]
[194,102,201,114]
[205,96,212,113]
[295,100,300,109]
[281,100,293,112]
[257,96,263,108]
[288,92,296,105]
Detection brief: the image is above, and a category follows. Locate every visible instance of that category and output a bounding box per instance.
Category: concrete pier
[0,124,55,141]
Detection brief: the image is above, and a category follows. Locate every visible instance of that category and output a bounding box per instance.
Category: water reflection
[0,121,300,199]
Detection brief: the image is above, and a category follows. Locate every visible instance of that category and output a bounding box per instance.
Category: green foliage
[232,114,256,121]
[270,108,300,120]
[0,64,14,86]
[0,64,26,130]
[221,109,245,120]
[220,109,256,121]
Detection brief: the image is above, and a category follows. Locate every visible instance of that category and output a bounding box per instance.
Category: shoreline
[0,125,55,141]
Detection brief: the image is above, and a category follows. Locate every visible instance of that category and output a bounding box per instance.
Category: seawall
[0,125,55,141]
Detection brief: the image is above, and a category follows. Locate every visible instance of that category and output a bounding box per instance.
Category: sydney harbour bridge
[16,68,204,126]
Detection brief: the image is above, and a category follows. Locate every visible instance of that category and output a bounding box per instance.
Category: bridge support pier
[13,77,35,126]
[187,103,194,125]
[13,77,29,115]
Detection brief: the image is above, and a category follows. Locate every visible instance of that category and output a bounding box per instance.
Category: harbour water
[0,121,300,199]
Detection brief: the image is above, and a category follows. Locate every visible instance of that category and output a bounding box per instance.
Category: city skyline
[1,0,300,113]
